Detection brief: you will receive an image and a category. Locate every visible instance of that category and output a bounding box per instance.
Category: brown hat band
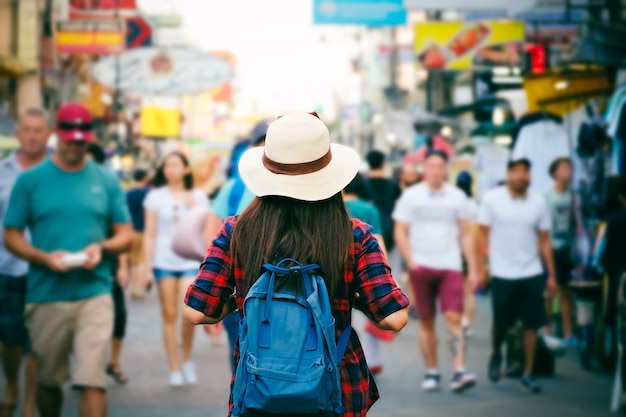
[262,149,332,176]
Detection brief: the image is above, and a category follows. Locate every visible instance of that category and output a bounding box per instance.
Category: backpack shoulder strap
[336,325,351,363]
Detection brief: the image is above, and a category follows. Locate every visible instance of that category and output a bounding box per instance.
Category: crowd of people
[0,103,618,417]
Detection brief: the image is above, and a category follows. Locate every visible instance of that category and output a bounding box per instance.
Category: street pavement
[4,288,616,417]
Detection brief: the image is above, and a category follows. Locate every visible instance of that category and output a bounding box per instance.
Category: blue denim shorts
[153,268,198,281]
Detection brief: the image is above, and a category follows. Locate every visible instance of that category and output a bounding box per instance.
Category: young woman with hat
[184,112,409,416]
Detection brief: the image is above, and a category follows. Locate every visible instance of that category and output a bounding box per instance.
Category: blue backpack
[231,259,351,416]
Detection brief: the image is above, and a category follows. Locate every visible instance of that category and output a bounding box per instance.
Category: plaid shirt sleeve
[353,220,410,322]
[184,218,236,318]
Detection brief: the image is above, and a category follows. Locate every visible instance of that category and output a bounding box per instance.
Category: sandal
[0,403,16,417]
[106,363,129,385]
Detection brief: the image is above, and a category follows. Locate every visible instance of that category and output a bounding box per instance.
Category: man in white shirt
[394,149,479,393]
[477,158,557,394]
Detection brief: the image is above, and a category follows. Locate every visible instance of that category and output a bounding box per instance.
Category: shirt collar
[1,152,21,172]
[426,184,446,197]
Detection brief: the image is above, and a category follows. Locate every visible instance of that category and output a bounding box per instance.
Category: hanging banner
[69,0,138,19]
[415,21,525,70]
[92,47,234,95]
[56,20,125,55]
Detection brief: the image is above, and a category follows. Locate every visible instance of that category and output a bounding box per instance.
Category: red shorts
[410,266,464,320]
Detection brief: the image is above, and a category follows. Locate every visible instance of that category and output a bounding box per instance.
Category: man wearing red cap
[3,103,133,417]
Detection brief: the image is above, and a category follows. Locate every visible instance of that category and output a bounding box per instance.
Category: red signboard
[526,44,547,75]
[70,0,137,19]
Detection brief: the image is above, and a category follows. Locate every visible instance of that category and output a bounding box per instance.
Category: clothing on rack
[473,141,510,198]
[512,118,570,194]
[511,112,563,150]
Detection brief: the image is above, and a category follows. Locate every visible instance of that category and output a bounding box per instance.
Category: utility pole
[113,0,123,151]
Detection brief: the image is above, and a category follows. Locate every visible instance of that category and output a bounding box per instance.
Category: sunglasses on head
[57,121,94,131]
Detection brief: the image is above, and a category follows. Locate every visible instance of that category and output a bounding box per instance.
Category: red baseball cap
[56,103,95,142]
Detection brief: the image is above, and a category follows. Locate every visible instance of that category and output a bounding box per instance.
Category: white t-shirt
[144,187,209,271]
[393,183,470,271]
[477,186,551,279]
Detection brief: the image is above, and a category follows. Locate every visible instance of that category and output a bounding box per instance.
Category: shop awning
[0,54,26,77]
[568,22,626,68]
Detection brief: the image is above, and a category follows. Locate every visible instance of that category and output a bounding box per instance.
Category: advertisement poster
[415,21,525,70]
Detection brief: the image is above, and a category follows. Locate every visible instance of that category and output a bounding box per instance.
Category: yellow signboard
[415,21,525,70]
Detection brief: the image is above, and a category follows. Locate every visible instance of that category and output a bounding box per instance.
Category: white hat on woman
[238,112,361,202]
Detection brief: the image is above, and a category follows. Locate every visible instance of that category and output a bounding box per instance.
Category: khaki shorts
[25,293,113,389]
[128,232,144,266]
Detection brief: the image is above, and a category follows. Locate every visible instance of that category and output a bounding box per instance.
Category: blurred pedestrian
[202,120,270,371]
[478,158,557,394]
[142,151,209,387]
[394,149,479,393]
[3,103,133,417]
[455,171,479,337]
[184,112,409,417]
[188,152,225,345]
[86,143,130,385]
[397,162,420,191]
[191,151,223,200]
[342,173,392,376]
[0,107,50,417]
[543,158,577,346]
[122,168,152,300]
[364,150,400,253]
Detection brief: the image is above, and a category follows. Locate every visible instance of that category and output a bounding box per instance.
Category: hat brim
[57,129,95,142]
[238,143,361,202]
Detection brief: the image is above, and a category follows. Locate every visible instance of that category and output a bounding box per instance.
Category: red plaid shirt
[185,217,409,417]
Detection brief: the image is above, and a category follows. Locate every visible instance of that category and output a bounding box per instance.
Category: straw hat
[238,112,360,202]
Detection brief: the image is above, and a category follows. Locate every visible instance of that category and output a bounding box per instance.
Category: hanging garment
[473,142,510,198]
[511,112,563,150]
[512,119,570,194]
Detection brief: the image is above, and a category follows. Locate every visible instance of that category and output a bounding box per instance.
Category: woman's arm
[375,307,409,331]
[142,208,157,285]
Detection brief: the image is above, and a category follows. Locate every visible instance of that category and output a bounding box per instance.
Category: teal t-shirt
[345,199,382,235]
[3,159,131,303]
[212,178,256,219]
[543,187,575,250]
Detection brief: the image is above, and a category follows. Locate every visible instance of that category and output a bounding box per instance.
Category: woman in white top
[456,171,479,336]
[143,151,209,387]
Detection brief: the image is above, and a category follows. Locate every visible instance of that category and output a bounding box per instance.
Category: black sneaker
[488,355,502,383]
[520,375,542,394]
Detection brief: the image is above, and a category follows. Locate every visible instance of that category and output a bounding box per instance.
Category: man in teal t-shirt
[3,103,133,417]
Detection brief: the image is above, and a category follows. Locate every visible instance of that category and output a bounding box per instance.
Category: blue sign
[313,0,406,26]
[126,17,152,49]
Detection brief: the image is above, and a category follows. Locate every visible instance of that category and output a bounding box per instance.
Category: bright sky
[138,0,364,117]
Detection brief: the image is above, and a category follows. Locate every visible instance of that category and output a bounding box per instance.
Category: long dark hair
[152,151,193,190]
[231,193,353,296]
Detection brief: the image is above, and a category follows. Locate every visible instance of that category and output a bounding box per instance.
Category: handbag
[171,205,212,261]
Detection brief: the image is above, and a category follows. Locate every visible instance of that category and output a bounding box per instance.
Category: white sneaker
[182,362,198,385]
[169,371,185,388]
[421,373,441,391]
[542,334,567,357]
